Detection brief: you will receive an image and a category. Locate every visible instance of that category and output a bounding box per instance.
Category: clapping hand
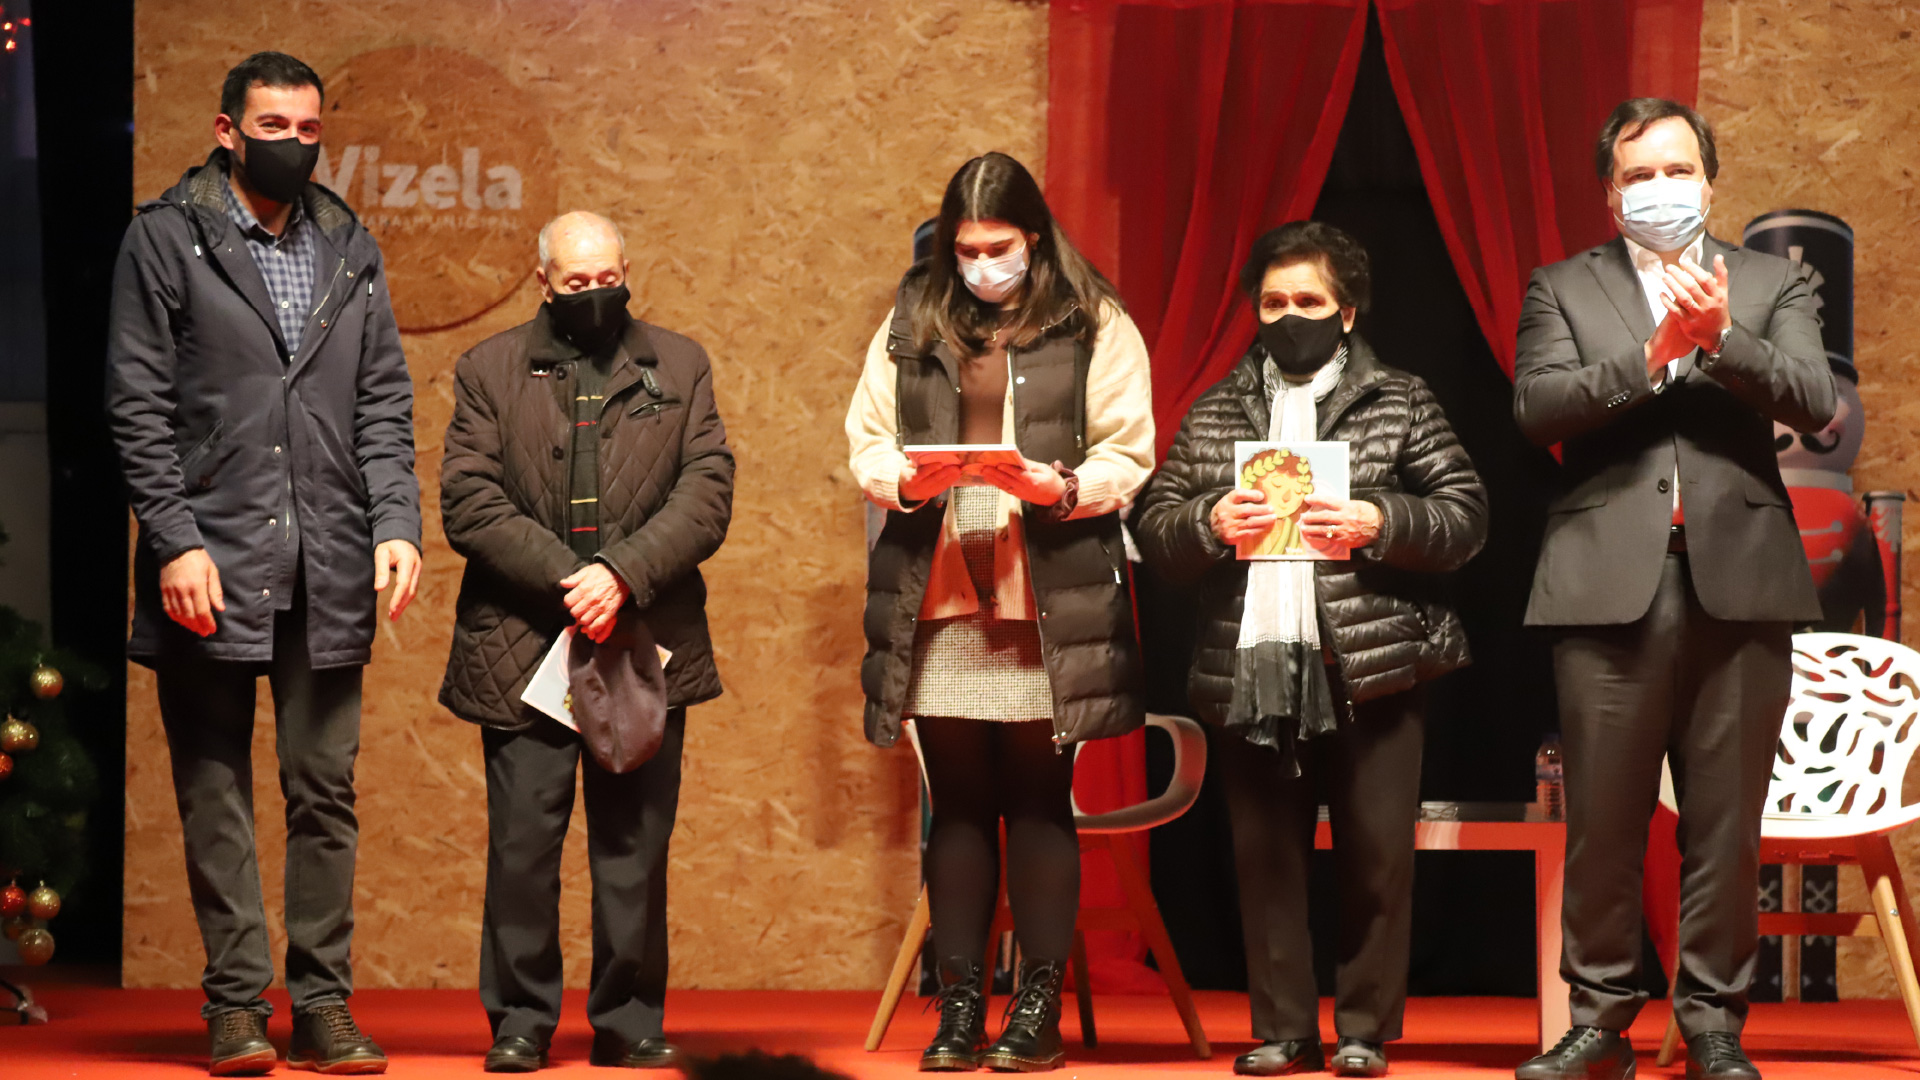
[1661,254,1733,351]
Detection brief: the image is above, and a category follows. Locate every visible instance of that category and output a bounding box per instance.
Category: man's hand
[1645,311,1697,379]
[160,548,224,638]
[898,459,962,505]
[374,540,422,621]
[1661,254,1733,352]
[982,457,1067,506]
[1211,488,1277,545]
[560,562,630,644]
[1298,495,1382,550]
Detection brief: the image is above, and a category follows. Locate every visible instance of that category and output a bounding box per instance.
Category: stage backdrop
[124,0,1920,999]
[121,0,1049,992]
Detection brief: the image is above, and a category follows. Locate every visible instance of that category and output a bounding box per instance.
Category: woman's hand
[1211,488,1277,545]
[898,459,962,504]
[982,457,1067,506]
[1298,495,1382,549]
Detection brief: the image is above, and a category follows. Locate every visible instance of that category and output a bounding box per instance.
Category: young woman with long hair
[845,152,1154,1072]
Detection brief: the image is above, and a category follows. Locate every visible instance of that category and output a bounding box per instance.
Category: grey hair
[538,211,625,267]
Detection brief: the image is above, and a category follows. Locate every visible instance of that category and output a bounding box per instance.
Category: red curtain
[1049,0,1370,994]
[1374,0,1703,377]
[1049,0,1371,457]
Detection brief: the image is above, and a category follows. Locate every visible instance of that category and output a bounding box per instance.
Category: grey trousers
[480,709,685,1047]
[1215,686,1427,1043]
[1553,553,1791,1036]
[154,584,363,1019]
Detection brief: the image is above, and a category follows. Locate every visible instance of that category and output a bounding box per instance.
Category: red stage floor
[4,976,1916,1078]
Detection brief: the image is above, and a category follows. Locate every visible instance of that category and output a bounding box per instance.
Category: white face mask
[1613,176,1708,253]
[958,244,1029,303]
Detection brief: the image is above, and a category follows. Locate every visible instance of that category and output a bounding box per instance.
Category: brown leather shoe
[288,1003,387,1074]
[208,1008,277,1077]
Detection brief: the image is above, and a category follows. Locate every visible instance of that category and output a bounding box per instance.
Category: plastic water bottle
[1535,735,1565,822]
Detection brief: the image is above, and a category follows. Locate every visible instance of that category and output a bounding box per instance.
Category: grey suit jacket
[1513,234,1834,627]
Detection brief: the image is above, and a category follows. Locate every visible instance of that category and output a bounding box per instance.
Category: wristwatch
[1700,324,1734,369]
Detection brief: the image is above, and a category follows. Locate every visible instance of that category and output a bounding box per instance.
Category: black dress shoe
[980,959,1066,1072]
[1233,1040,1325,1076]
[1515,1027,1634,1080]
[1331,1037,1387,1078]
[921,957,989,1071]
[485,1035,548,1073]
[208,1008,277,1077]
[589,1036,682,1069]
[288,1003,387,1074]
[1686,1032,1760,1080]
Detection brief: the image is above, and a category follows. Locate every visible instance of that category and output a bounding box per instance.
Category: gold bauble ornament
[0,717,37,754]
[28,664,62,700]
[26,884,59,921]
[15,926,54,965]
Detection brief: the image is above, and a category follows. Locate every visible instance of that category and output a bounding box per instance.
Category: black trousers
[1214,687,1426,1043]
[1554,554,1790,1036]
[153,582,363,1019]
[480,709,685,1047]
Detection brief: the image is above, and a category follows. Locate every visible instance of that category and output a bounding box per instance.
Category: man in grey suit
[1511,100,1834,1080]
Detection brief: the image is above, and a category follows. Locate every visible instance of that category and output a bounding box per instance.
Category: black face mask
[237,133,320,205]
[1257,312,1346,377]
[547,284,632,353]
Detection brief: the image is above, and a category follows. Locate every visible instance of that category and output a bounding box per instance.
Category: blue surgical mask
[1613,176,1707,253]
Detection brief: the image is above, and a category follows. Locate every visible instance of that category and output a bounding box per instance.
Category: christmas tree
[0,522,102,966]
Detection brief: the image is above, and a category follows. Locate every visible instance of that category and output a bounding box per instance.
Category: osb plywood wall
[124,0,1048,991]
[126,0,1920,1000]
[1697,0,1920,999]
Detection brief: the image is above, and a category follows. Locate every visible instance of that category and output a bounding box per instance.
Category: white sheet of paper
[519,627,672,731]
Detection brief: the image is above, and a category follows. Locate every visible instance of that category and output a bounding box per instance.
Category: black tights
[917,716,1080,966]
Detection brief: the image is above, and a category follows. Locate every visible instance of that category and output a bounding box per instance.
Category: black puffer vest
[860,277,1145,748]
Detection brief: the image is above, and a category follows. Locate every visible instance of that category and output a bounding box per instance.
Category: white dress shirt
[1624,232,1704,388]
[1623,232,1703,517]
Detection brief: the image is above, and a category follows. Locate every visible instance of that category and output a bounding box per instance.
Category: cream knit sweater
[845,302,1155,622]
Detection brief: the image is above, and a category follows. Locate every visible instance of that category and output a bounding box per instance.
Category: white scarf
[1238,347,1348,652]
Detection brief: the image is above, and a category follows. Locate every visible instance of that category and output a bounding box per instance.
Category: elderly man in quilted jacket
[438,211,733,1073]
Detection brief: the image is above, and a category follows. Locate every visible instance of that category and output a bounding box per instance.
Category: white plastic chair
[1655,632,1920,1063]
[865,713,1211,1058]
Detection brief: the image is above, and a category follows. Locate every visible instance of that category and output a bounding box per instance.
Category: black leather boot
[921,958,989,1071]
[981,959,1066,1072]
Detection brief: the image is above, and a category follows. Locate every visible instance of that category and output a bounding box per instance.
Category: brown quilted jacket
[438,309,734,729]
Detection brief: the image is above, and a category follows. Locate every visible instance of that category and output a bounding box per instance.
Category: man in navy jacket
[106,51,419,1076]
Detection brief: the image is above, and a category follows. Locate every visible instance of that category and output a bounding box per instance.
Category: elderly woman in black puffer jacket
[1137,221,1487,1080]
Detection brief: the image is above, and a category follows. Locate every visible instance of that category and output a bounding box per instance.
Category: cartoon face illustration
[1776,373,1863,475]
[1240,448,1315,557]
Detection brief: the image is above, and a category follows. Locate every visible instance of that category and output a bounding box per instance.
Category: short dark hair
[1239,221,1372,314]
[220,51,324,123]
[1594,98,1717,182]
